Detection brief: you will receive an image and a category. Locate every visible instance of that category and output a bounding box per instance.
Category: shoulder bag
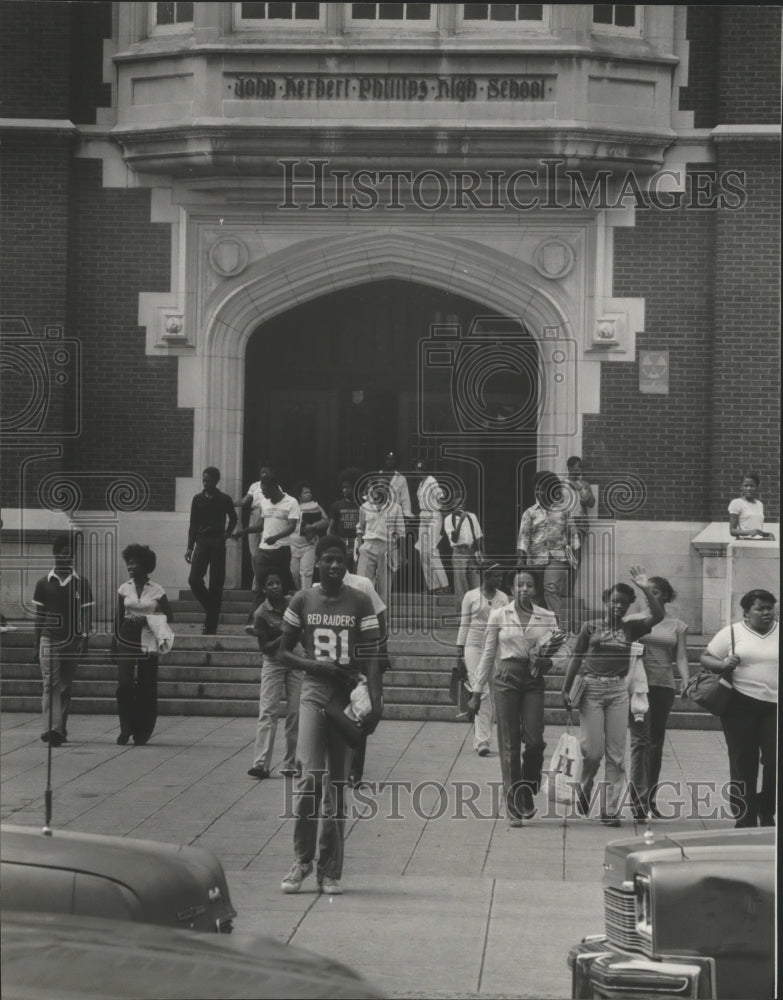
[682,626,735,717]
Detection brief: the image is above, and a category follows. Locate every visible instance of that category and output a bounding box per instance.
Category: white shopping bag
[541,722,582,805]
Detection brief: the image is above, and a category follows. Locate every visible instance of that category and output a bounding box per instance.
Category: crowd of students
[29,466,777,893]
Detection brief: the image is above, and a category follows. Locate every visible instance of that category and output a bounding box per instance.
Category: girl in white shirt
[728,471,774,539]
[112,544,173,747]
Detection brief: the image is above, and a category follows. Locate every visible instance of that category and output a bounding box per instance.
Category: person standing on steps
[328,468,361,573]
[380,450,412,517]
[32,533,94,747]
[414,461,449,595]
[233,473,299,609]
[457,564,508,757]
[443,503,484,611]
[185,468,237,635]
[237,461,272,586]
[290,481,329,591]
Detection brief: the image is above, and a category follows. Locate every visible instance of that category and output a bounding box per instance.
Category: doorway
[242,279,539,575]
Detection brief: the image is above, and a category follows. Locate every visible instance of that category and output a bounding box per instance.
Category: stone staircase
[0,589,719,728]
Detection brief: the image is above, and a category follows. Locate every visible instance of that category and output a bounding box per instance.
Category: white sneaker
[317,874,343,895]
[280,860,312,893]
[476,743,490,757]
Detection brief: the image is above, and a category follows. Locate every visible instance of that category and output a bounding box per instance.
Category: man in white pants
[415,466,449,594]
[443,505,484,610]
[356,478,405,606]
[456,564,507,755]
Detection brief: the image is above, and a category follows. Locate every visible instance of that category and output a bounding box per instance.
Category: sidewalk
[0,713,733,999]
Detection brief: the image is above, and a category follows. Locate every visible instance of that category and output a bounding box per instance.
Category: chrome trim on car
[603,887,650,955]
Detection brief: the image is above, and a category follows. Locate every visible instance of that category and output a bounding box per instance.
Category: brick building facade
[1,3,779,630]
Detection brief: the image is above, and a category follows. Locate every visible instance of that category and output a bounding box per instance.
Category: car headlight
[634,874,653,944]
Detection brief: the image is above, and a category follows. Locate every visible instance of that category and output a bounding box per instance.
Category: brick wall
[718,6,782,125]
[61,158,194,510]
[0,1,71,119]
[710,141,780,521]
[0,133,72,509]
[583,186,717,521]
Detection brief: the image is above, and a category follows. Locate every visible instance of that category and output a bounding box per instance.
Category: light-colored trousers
[465,645,493,749]
[252,660,303,772]
[290,545,316,591]
[579,675,629,816]
[357,538,391,605]
[40,636,80,738]
[452,546,480,611]
[416,514,448,591]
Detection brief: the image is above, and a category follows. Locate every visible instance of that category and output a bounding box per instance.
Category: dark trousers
[189,536,226,631]
[629,686,676,813]
[721,689,777,827]
[350,732,367,782]
[116,621,158,742]
[494,659,546,817]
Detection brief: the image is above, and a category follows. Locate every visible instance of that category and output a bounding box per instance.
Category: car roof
[1,911,385,999]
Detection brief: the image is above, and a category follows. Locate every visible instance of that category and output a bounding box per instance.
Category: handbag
[541,715,582,804]
[322,690,366,748]
[682,626,735,717]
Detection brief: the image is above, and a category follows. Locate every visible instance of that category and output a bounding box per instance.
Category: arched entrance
[200,229,579,588]
[243,279,539,559]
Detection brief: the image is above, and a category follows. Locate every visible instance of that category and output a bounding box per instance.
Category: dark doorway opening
[242,279,539,585]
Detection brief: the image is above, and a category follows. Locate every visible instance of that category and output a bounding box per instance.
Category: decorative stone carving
[533,239,575,280]
[162,313,186,342]
[588,313,625,351]
[209,236,249,277]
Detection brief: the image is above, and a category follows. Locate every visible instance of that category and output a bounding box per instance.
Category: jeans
[188,536,226,631]
[252,660,302,771]
[251,546,294,599]
[452,546,480,611]
[292,679,352,880]
[357,538,390,605]
[494,657,545,816]
[465,645,494,749]
[579,675,629,816]
[39,636,80,738]
[528,560,570,627]
[629,685,675,813]
[720,689,777,827]
[290,546,316,591]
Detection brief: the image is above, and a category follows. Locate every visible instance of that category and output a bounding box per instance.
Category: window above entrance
[459,4,548,29]
[345,3,435,27]
[149,1,193,32]
[235,1,323,25]
[592,4,642,36]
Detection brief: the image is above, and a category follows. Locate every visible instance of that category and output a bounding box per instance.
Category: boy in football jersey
[279,536,382,896]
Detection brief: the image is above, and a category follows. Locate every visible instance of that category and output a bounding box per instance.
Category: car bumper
[568,936,714,999]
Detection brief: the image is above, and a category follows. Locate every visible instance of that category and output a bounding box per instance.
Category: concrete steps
[0,595,720,729]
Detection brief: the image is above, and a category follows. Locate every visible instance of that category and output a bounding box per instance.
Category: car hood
[1,825,235,929]
[603,827,775,889]
[1,912,385,1000]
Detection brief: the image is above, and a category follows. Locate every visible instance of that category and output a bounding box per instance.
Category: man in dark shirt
[185,467,237,635]
[327,470,360,572]
[32,533,93,746]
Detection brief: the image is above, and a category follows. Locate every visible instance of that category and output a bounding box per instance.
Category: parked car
[1,911,384,999]
[0,824,236,932]
[568,827,775,999]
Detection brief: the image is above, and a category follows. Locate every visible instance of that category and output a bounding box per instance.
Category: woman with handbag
[700,589,778,827]
[468,569,560,826]
[561,567,664,826]
[112,544,173,747]
[456,563,508,756]
[629,576,690,819]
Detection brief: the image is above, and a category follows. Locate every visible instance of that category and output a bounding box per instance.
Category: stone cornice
[111,121,676,177]
[710,124,782,143]
[0,118,77,135]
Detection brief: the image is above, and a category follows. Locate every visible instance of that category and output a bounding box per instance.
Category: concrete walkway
[1,712,733,999]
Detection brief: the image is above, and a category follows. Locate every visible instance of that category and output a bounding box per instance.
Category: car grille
[603,887,649,955]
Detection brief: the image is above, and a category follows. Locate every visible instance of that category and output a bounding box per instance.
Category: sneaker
[47,731,63,748]
[317,874,343,895]
[248,766,270,780]
[508,814,524,828]
[476,744,491,757]
[116,733,131,746]
[600,814,622,828]
[243,624,257,636]
[281,860,312,893]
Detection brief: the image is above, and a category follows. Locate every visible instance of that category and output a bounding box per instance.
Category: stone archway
[199,229,577,502]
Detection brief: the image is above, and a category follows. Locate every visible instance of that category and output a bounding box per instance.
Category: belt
[584,671,626,681]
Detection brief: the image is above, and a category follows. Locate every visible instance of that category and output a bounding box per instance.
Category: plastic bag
[540,721,582,805]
